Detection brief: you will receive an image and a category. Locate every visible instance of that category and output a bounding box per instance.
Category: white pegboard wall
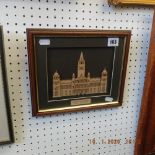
[0,0,154,155]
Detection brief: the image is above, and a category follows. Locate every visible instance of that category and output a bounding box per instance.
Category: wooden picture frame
[27,29,131,116]
[108,0,155,5]
[0,26,14,145]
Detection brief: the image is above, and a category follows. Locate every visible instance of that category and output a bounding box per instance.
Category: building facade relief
[53,52,108,98]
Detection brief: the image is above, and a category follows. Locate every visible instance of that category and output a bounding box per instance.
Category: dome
[53,71,60,79]
[102,68,107,75]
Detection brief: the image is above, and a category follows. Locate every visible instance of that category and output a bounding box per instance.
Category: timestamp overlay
[88,138,135,145]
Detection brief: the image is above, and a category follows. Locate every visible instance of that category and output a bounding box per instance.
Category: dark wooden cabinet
[134,10,155,155]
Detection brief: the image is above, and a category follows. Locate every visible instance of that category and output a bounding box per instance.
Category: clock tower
[77,52,85,78]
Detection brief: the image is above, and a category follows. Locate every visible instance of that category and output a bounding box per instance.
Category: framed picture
[108,0,155,5]
[27,29,131,116]
[0,26,14,144]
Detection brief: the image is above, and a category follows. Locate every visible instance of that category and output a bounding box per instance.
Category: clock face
[79,66,84,70]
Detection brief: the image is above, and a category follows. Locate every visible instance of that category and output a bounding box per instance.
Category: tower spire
[79,52,84,61]
[77,52,85,78]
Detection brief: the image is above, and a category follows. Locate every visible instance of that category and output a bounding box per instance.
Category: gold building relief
[53,52,108,98]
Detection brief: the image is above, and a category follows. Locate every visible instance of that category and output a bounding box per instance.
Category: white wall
[0,0,154,154]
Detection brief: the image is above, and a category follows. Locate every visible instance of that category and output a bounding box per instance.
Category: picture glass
[0,26,13,144]
[47,47,114,105]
